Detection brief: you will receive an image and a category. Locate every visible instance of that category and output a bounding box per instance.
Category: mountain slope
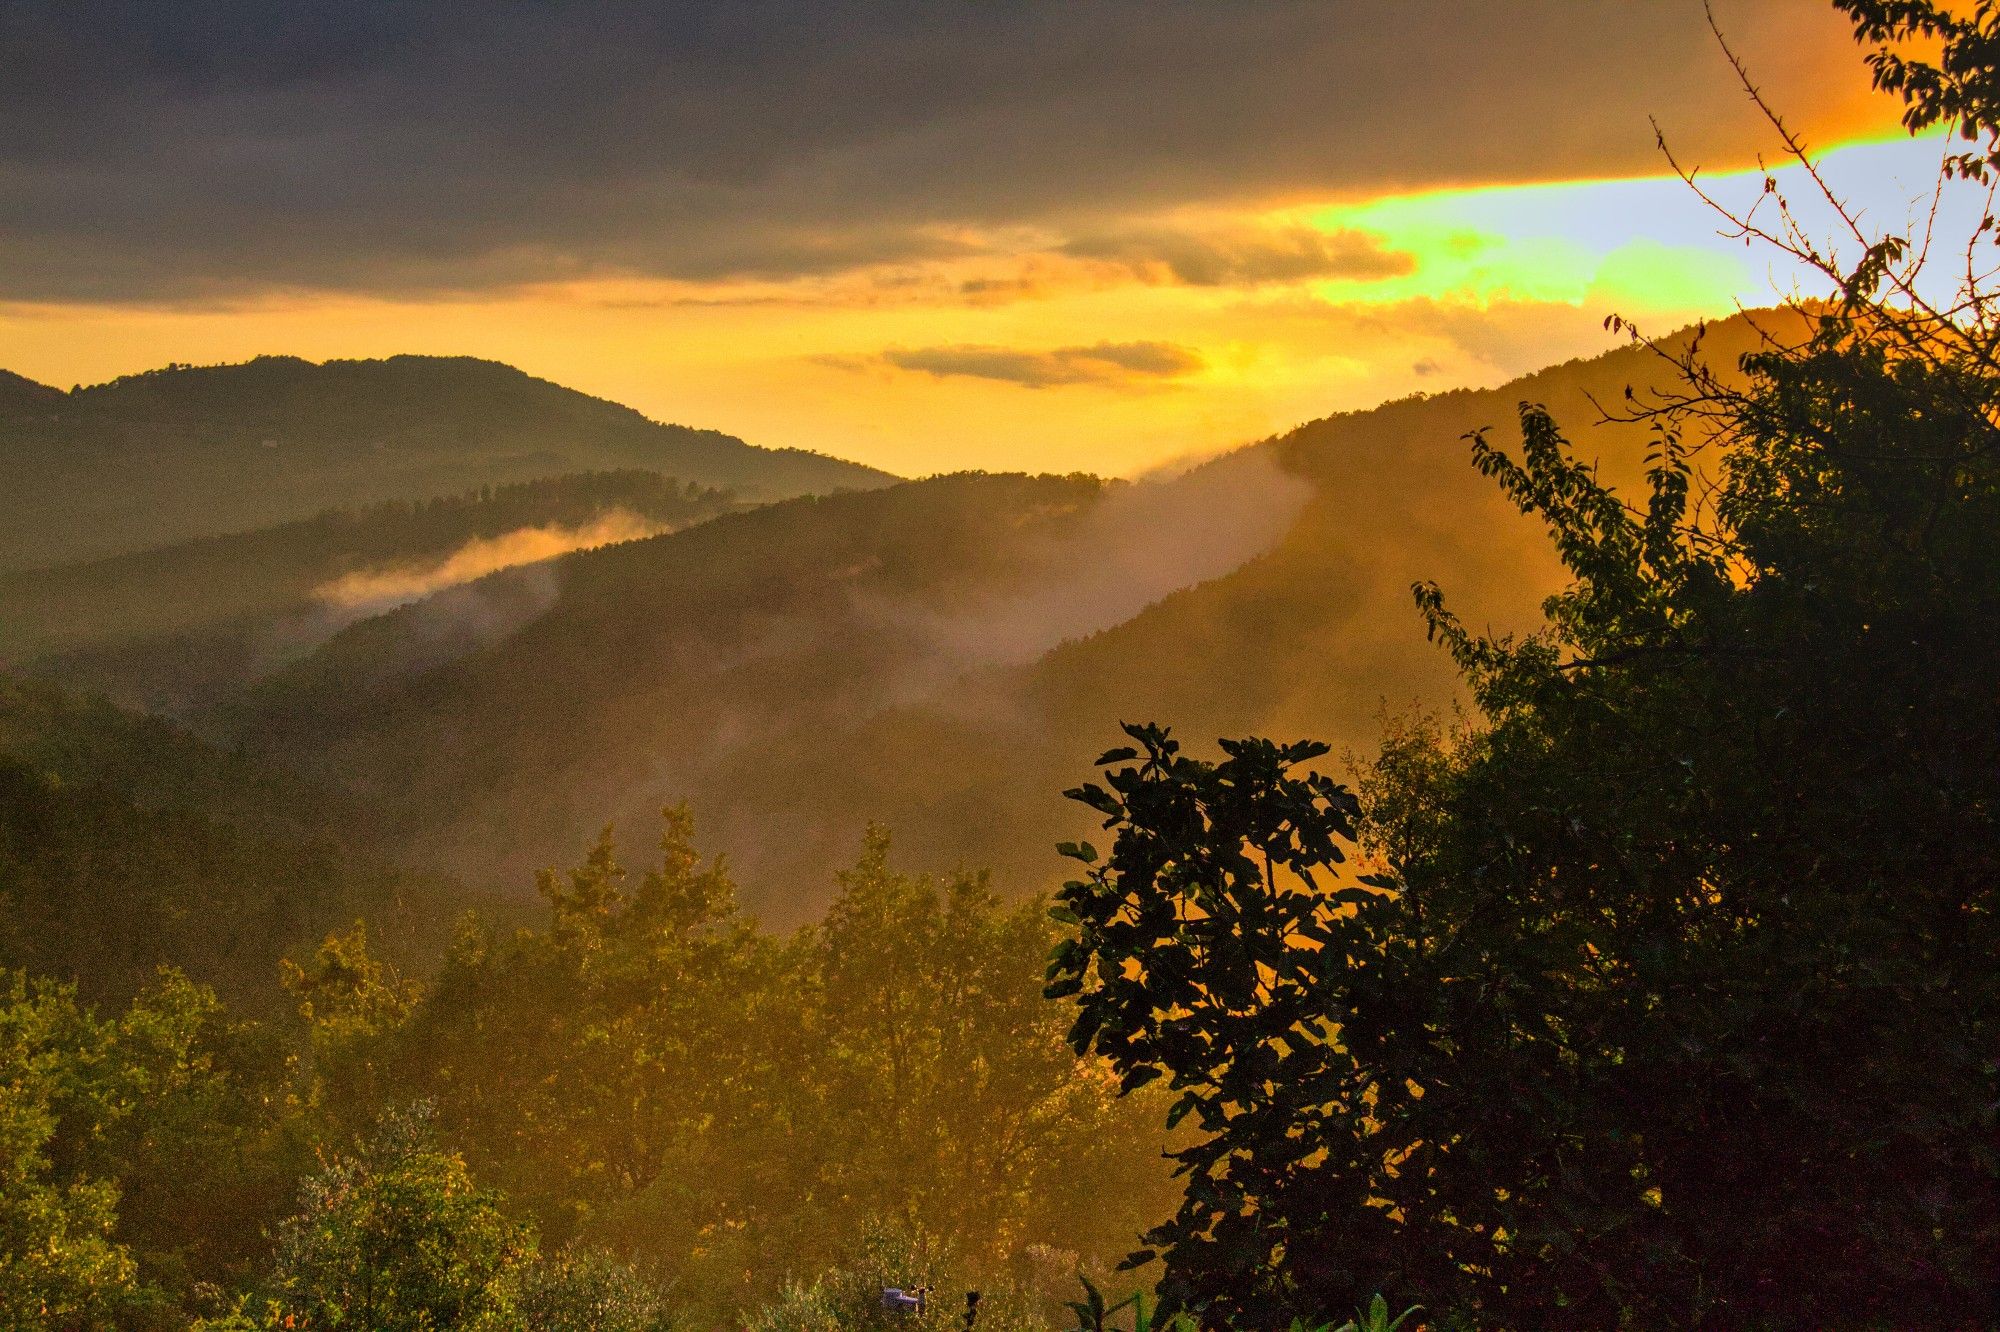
[746,315,1800,898]
[0,354,893,568]
[0,673,472,1006]
[0,368,62,413]
[224,471,1165,892]
[214,313,1797,919]
[1,470,740,714]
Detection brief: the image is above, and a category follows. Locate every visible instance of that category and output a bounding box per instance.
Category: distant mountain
[223,471,1150,895]
[1,469,740,715]
[173,314,1802,919]
[0,368,63,413]
[0,355,893,568]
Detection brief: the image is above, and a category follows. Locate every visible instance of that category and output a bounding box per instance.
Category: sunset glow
[0,2,1915,478]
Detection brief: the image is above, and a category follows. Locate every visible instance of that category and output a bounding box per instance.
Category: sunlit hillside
[191,312,1800,918]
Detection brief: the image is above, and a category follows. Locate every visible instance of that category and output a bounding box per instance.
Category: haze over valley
[0,312,1787,921]
[3,4,1994,1329]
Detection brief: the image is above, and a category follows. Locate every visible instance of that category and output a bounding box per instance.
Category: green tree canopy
[273,1103,533,1332]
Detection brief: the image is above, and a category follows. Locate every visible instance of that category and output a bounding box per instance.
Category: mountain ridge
[0,468,741,714]
[0,353,895,568]
[11,313,1804,920]
[211,313,1797,915]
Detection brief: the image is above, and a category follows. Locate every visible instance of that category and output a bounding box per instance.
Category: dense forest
[4,4,1999,1329]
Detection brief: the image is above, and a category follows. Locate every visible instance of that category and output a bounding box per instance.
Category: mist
[312,508,669,618]
[928,451,1312,665]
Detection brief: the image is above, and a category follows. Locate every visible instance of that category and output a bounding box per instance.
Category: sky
[0,1,1945,477]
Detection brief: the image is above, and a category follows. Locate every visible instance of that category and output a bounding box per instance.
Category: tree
[272,1103,533,1331]
[1048,6,2000,1325]
[310,810,1173,1325]
[507,1244,674,1332]
[1837,0,2000,182]
[0,968,288,1330]
[1046,730,1419,1328]
[0,976,139,1331]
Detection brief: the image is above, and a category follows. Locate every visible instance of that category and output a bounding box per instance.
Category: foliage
[744,1222,1066,1332]
[1061,1275,1194,1332]
[178,1127,674,1332]
[0,797,1174,1327]
[0,752,456,1012]
[0,976,138,1331]
[0,969,293,1329]
[1838,0,2000,180]
[505,1244,676,1332]
[1055,352,2000,1326]
[271,1102,534,1331]
[1049,9,2000,1326]
[1329,1294,1421,1332]
[1047,730,1414,1326]
[1056,1280,1414,1332]
[301,812,1173,1324]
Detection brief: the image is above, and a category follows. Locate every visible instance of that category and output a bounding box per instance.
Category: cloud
[864,340,1204,388]
[0,0,1891,302]
[1063,223,1413,286]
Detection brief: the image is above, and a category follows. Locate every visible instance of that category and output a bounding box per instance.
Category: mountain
[0,368,63,413]
[0,355,893,569]
[215,313,1800,919]
[224,471,1156,894]
[1,470,740,715]
[0,673,472,1007]
[760,320,1780,900]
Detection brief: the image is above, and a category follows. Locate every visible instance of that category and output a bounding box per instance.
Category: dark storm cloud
[870,341,1204,388]
[0,0,1877,302]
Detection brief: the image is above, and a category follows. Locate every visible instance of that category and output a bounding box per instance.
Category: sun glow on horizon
[0,134,1957,481]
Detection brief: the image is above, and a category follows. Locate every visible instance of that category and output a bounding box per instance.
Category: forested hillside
[1,470,738,714]
[223,470,1144,897]
[5,2,1995,1328]
[216,314,1796,918]
[0,757,462,1010]
[0,674,471,1009]
[0,673,324,839]
[0,355,891,567]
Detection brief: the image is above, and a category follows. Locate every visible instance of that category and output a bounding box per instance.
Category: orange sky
[0,1,1919,478]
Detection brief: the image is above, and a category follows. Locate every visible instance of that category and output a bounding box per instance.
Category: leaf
[1122,1064,1164,1092]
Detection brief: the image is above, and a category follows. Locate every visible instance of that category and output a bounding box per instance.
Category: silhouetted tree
[1049,7,2000,1325]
